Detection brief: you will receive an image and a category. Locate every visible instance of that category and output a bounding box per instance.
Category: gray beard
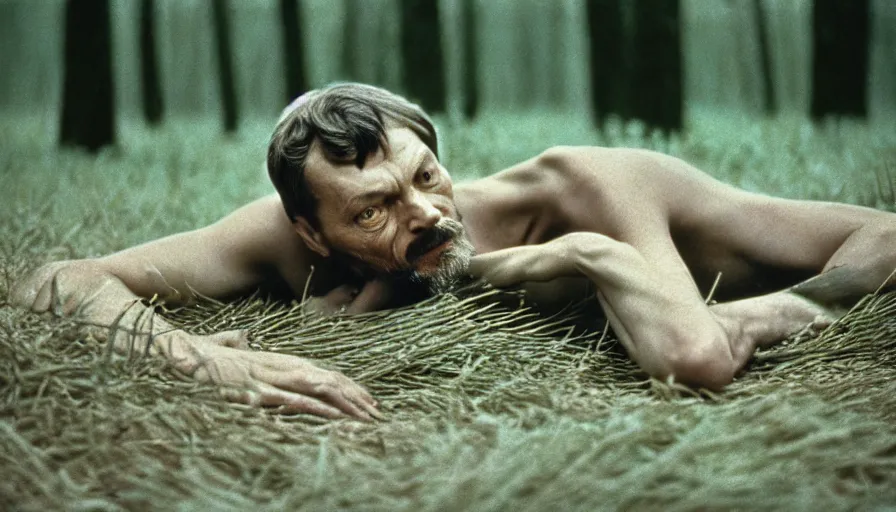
[387,216,476,297]
[405,227,476,295]
[332,217,477,302]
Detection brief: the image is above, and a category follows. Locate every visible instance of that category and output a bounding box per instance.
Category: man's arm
[591,149,893,376]
[469,233,753,389]
[471,147,894,389]
[12,195,380,419]
[638,150,896,305]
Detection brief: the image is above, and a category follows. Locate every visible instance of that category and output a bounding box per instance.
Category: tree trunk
[400,0,445,113]
[587,0,681,132]
[280,0,308,103]
[586,0,628,123]
[811,0,870,119]
[629,0,682,132]
[60,0,116,152]
[212,0,238,132]
[140,0,163,125]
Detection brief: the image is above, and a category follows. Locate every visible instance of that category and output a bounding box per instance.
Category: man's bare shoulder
[463,146,666,196]
[218,194,327,293]
[455,147,628,247]
[462,146,665,209]
[533,146,739,219]
[89,193,321,303]
[457,146,737,242]
[218,193,296,247]
[458,147,592,207]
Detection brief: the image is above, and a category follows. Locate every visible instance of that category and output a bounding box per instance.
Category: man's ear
[293,217,330,257]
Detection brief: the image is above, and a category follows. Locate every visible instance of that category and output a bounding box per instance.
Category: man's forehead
[306,127,429,179]
[382,127,425,157]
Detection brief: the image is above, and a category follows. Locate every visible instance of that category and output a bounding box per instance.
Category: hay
[2,283,896,510]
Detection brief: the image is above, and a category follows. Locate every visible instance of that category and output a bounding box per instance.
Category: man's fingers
[221,382,373,420]
[267,371,378,421]
[306,379,376,421]
[344,377,376,406]
[346,279,394,314]
[321,391,373,421]
[812,314,833,330]
[220,383,346,420]
[207,329,251,350]
[338,377,384,420]
[220,387,261,407]
[355,395,385,421]
[253,382,350,419]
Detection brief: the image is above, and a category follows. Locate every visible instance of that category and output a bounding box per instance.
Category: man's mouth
[406,226,454,264]
[414,240,453,271]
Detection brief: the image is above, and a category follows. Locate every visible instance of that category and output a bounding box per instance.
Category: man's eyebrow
[413,149,434,172]
[341,148,434,215]
[343,188,393,214]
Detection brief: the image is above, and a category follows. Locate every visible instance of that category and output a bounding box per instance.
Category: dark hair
[267,83,439,226]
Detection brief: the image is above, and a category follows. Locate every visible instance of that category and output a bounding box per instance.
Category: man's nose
[406,191,441,234]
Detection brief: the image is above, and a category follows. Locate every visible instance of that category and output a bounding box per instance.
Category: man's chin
[413,241,454,274]
[411,241,475,296]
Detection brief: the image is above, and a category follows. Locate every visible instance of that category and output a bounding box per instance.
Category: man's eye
[357,207,381,225]
[420,169,437,184]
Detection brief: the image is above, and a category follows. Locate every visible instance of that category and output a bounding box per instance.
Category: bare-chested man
[12,83,896,421]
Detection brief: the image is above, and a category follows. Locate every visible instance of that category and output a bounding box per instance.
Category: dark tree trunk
[754,0,775,114]
[140,0,163,125]
[629,0,681,132]
[462,0,478,119]
[587,0,682,132]
[811,0,870,119]
[280,0,308,103]
[586,0,628,123]
[212,0,238,132]
[400,0,445,113]
[60,0,116,152]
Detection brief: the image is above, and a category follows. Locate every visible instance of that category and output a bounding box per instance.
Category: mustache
[405,218,464,264]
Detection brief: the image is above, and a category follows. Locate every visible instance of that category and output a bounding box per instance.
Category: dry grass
[1,110,895,510]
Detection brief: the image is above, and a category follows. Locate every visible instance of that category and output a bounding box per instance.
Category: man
[12,83,896,421]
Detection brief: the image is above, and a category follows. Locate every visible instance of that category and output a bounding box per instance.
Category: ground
[1,110,895,510]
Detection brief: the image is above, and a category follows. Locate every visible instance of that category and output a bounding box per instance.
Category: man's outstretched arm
[11,195,381,420]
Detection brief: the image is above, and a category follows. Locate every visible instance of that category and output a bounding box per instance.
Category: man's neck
[451,185,490,255]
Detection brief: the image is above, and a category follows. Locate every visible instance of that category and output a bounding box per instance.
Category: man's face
[300,127,475,294]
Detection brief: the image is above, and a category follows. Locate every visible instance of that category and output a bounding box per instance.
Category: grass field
[2,109,896,511]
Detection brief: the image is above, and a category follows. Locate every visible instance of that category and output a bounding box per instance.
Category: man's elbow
[11,261,60,310]
[659,333,738,391]
[11,259,100,313]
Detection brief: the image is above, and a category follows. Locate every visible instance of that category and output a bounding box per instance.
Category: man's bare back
[12,83,896,420]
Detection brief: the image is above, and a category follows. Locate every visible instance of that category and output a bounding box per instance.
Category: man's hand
[303,279,395,316]
[157,330,382,421]
[468,234,584,287]
[709,291,835,352]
